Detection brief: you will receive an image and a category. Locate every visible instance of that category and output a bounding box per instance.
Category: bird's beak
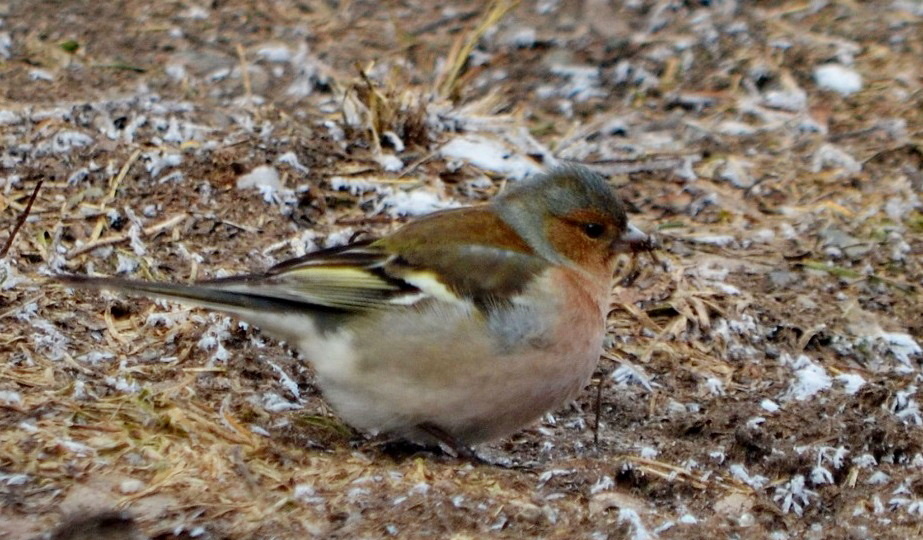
[613,223,656,253]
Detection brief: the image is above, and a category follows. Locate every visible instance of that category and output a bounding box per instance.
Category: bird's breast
[518,265,609,353]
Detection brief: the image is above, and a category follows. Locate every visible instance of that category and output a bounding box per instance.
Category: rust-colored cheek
[545,220,612,280]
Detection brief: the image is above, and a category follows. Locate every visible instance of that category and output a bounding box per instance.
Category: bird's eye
[582,223,605,239]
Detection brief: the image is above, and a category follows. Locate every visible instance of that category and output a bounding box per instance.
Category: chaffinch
[59,165,652,456]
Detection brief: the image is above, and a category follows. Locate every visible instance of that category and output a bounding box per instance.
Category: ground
[1,0,922,538]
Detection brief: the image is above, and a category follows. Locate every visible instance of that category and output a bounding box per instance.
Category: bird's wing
[208,240,414,311]
[247,236,550,311]
[233,205,551,311]
[57,237,549,315]
[378,244,549,309]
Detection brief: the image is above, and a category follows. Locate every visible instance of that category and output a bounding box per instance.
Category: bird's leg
[417,424,546,470]
[361,432,438,459]
[416,422,482,462]
[360,425,485,463]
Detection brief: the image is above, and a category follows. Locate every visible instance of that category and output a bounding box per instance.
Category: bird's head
[494,165,651,277]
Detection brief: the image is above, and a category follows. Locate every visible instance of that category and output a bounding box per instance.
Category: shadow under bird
[58,165,653,456]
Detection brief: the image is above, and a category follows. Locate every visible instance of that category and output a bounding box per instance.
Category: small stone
[118,479,145,495]
[237,165,281,191]
[714,492,755,518]
[768,270,798,288]
[814,64,862,95]
[509,501,544,523]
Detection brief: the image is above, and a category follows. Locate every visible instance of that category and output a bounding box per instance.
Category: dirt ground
[1,0,922,538]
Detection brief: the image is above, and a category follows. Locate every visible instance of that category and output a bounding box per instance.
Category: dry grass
[2,1,922,538]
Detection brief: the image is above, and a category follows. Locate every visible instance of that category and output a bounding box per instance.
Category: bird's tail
[54,274,344,338]
[59,274,290,311]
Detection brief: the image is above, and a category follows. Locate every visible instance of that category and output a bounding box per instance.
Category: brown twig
[435,0,519,99]
[67,213,189,257]
[236,43,253,105]
[0,179,44,258]
[335,215,396,226]
[593,375,604,448]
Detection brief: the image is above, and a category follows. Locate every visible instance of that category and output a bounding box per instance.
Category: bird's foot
[415,423,534,470]
[360,425,533,469]
[360,433,438,459]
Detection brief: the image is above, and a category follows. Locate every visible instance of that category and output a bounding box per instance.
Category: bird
[58,165,653,457]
